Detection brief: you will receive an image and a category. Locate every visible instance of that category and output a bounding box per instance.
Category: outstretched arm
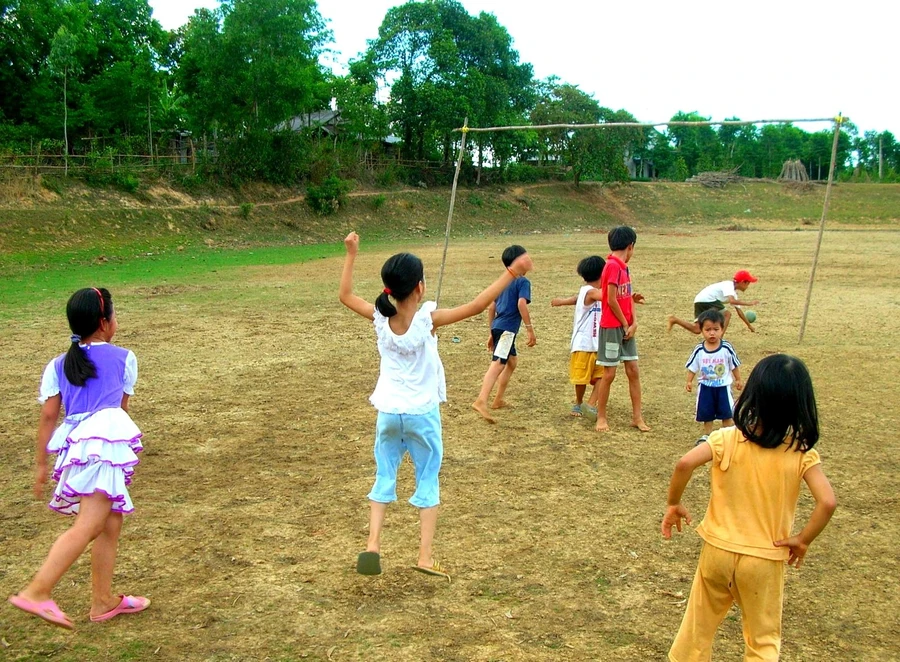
[431,253,534,329]
[774,465,836,568]
[661,442,713,539]
[733,306,755,332]
[338,232,375,321]
[551,295,577,307]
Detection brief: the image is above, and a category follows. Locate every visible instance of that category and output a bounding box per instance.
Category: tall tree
[176,0,331,135]
[367,0,533,163]
[48,24,80,173]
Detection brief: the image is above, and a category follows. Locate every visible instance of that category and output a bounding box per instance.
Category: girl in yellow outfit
[662,354,837,661]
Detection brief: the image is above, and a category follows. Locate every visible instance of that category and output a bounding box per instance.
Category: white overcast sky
[149,0,898,137]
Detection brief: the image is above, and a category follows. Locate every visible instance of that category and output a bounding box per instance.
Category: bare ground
[1,228,898,661]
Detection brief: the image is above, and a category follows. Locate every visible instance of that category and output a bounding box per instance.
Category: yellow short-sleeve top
[696,427,821,561]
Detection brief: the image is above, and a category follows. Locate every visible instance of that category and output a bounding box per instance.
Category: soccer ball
[744,310,757,323]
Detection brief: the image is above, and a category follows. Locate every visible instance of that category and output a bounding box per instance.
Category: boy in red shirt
[591,226,650,433]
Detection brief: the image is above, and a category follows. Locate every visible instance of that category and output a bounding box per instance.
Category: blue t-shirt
[492,277,532,333]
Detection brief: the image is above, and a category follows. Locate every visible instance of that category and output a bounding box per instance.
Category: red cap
[734,270,758,283]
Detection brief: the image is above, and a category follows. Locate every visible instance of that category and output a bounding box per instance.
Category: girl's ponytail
[376,253,424,317]
[63,287,112,386]
[375,290,398,317]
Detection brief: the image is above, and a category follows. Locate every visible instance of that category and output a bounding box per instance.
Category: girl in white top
[339,232,533,579]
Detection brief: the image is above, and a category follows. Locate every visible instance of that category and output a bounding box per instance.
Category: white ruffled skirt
[47,408,143,515]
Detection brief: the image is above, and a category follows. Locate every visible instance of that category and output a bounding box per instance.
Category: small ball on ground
[744,310,757,323]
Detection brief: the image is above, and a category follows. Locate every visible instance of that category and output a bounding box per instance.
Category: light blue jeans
[368,406,442,508]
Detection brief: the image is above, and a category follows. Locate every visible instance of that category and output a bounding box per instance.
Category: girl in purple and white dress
[8,288,150,629]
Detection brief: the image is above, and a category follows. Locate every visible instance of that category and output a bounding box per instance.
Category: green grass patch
[0,242,344,315]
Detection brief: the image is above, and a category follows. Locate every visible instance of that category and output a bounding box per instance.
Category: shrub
[306,175,352,215]
[372,194,386,211]
[239,202,254,219]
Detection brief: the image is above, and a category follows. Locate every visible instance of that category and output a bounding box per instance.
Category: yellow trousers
[669,543,785,662]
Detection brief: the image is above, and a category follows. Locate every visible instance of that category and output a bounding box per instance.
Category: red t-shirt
[600,254,633,328]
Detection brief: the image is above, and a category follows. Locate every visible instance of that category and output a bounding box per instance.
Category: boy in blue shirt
[472,245,536,423]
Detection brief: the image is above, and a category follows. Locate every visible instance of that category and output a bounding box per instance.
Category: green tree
[48,25,80,174]
[666,111,721,176]
[367,0,534,165]
[530,80,640,185]
[177,0,331,135]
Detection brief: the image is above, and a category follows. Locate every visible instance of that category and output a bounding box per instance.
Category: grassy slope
[1,178,898,311]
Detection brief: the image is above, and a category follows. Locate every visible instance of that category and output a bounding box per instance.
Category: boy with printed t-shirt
[685,309,743,444]
[472,245,536,423]
[667,270,759,335]
[593,226,649,433]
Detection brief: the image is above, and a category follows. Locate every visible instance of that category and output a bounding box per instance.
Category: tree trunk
[63,70,68,177]
[477,140,483,186]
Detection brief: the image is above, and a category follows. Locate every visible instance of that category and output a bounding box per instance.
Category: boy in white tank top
[551,256,605,417]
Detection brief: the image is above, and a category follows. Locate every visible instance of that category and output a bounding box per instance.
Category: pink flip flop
[90,595,150,623]
[8,595,74,630]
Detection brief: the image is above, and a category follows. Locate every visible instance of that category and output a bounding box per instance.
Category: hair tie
[383,287,392,296]
[70,334,82,343]
[92,287,105,315]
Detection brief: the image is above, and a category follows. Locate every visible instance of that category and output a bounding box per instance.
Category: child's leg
[594,366,617,431]
[667,315,700,334]
[623,360,649,431]
[366,501,388,554]
[722,309,733,333]
[403,408,443,568]
[473,359,505,422]
[703,421,714,435]
[670,544,737,662]
[17,492,113,602]
[491,355,518,409]
[731,554,785,661]
[574,384,587,405]
[722,418,734,428]
[417,506,439,567]
[90,511,124,617]
[365,413,404,553]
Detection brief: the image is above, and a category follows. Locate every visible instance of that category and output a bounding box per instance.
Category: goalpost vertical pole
[798,115,844,343]
[434,118,468,307]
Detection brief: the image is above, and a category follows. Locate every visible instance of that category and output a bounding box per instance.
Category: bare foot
[472,401,496,423]
[595,418,610,432]
[632,419,651,432]
[666,315,676,332]
[490,399,510,410]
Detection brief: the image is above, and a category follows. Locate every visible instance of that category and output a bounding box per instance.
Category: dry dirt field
[1,228,898,661]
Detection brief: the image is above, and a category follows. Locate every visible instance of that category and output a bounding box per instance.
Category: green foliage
[671,156,689,182]
[218,130,310,185]
[239,202,254,219]
[177,0,331,135]
[371,194,386,210]
[367,0,533,163]
[306,175,352,215]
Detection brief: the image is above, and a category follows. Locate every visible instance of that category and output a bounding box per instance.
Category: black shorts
[693,300,726,319]
[491,328,517,364]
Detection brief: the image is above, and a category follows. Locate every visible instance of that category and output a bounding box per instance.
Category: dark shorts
[491,328,517,364]
[596,326,638,367]
[696,384,734,422]
[693,300,726,319]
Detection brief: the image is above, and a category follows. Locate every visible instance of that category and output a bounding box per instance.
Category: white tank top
[571,285,602,352]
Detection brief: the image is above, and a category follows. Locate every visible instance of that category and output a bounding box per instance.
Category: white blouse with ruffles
[369,301,447,415]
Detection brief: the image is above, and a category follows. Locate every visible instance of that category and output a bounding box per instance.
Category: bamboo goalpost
[434,114,846,344]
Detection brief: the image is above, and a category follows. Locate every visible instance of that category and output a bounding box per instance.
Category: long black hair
[733,353,819,452]
[375,253,424,318]
[64,287,113,386]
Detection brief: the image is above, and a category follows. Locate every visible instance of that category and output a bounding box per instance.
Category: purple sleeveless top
[55,344,129,417]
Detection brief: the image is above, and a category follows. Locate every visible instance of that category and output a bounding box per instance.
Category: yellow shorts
[569,351,603,385]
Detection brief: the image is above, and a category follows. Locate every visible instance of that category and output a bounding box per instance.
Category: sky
[148,0,899,137]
